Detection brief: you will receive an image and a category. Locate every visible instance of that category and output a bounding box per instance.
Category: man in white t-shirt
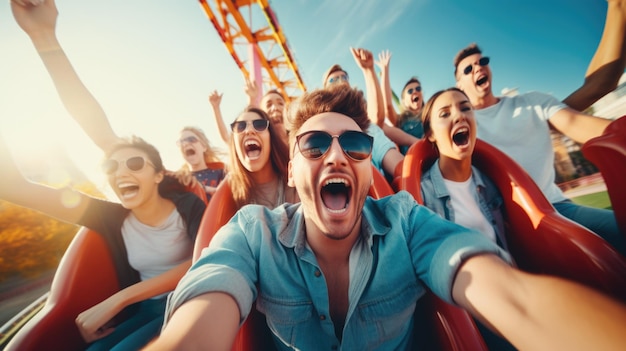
[453,43,625,256]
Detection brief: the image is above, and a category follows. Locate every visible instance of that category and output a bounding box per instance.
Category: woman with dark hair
[0,134,206,350]
[10,2,208,349]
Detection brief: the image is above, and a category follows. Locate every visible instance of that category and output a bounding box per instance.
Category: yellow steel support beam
[197,0,306,102]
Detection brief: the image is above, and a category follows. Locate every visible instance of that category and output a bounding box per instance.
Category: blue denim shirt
[421,160,508,250]
[165,191,510,350]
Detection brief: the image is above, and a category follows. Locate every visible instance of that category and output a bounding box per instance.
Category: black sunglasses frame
[230,119,270,133]
[406,86,422,95]
[295,130,374,161]
[463,56,490,75]
[102,156,154,175]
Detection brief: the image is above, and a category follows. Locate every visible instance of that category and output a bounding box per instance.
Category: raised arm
[376,50,400,126]
[208,90,230,144]
[11,0,120,151]
[0,134,90,225]
[453,254,626,350]
[76,259,193,343]
[244,77,260,108]
[549,107,612,144]
[143,292,240,350]
[563,0,626,111]
[351,47,385,125]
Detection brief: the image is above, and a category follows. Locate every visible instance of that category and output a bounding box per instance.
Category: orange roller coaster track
[198,0,307,102]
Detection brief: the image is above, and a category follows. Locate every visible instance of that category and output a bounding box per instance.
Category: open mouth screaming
[321,178,351,213]
[244,140,262,159]
[452,127,470,147]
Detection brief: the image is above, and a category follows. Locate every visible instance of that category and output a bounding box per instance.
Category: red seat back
[402,138,626,295]
[6,227,119,351]
[582,116,626,236]
[6,181,208,351]
[401,138,626,351]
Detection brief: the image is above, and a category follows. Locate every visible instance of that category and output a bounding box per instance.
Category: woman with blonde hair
[177,126,226,201]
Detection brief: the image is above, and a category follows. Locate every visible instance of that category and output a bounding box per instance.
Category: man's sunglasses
[102,156,154,175]
[406,86,422,95]
[230,119,270,133]
[463,56,490,75]
[327,74,348,85]
[176,136,199,146]
[295,130,373,161]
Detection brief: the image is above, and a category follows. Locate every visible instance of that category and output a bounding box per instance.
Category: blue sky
[0,0,610,192]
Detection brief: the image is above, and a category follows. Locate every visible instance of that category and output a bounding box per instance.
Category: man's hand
[350,47,374,70]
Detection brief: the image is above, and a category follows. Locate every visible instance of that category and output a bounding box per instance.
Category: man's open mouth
[321,178,351,213]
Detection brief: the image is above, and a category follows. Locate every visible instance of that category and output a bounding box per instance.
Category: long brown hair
[227,107,289,208]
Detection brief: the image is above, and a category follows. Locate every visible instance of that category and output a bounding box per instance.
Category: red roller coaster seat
[402,138,626,296]
[400,138,626,351]
[582,116,626,237]
[5,180,208,351]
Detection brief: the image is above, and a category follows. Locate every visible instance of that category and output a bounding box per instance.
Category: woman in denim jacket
[420,87,516,350]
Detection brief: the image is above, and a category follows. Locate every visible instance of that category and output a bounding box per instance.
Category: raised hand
[244,77,258,102]
[11,0,57,38]
[350,47,374,70]
[375,50,392,71]
[208,90,223,108]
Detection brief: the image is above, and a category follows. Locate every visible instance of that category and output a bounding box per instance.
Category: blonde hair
[178,126,225,171]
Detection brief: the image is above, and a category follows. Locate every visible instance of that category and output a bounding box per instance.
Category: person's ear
[155,171,165,184]
[287,161,295,187]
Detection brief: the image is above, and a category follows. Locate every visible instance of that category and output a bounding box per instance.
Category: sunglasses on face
[102,156,154,175]
[295,130,373,161]
[176,136,199,146]
[463,56,490,75]
[327,74,349,85]
[230,119,270,133]
[406,86,422,95]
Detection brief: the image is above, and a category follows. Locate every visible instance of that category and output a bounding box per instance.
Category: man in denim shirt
[148,85,626,350]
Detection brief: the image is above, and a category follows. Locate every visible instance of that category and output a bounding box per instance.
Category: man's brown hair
[287,84,370,154]
[453,43,483,78]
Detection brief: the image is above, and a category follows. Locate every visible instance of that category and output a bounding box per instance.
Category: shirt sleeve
[163,208,260,326]
[403,192,512,304]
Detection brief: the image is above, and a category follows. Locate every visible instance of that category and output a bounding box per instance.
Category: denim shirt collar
[429,159,487,197]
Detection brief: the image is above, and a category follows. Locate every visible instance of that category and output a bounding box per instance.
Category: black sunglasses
[327,74,349,85]
[295,130,373,161]
[102,156,154,175]
[463,56,490,75]
[230,119,270,133]
[406,86,422,95]
[176,136,199,146]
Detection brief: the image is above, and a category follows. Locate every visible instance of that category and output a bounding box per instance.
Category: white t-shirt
[122,209,192,283]
[444,177,496,243]
[474,92,567,203]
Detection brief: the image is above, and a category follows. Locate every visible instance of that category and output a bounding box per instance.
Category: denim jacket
[165,191,510,350]
[420,160,508,251]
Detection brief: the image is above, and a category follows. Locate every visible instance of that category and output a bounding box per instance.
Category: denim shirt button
[314,270,321,277]
[331,345,338,350]
[319,314,326,320]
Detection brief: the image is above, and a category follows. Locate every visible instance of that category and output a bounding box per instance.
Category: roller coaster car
[5,179,208,351]
[400,137,626,351]
[582,116,626,237]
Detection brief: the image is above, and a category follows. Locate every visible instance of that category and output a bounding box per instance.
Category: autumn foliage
[0,182,106,282]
